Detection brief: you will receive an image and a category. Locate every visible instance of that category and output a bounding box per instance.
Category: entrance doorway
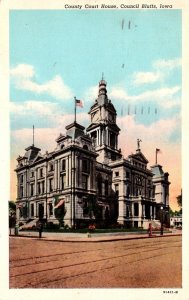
[38,203,44,219]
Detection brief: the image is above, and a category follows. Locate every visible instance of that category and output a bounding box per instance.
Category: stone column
[66,157,69,187]
[54,160,57,190]
[117,199,125,224]
[154,206,156,219]
[44,200,47,219]
[150,205,152,220]
[24,171,26,198]
[16,206,20,222]
[68,156,71,188]
[105,127,108,145]
[34,168,37,196]
[57,160,60,190]
[45,163,47,194]
[35,202,38,218]
[162,185,165,204]
[17,175,19,199]
[142,204,146,219]
[131,202,134,217]
[139,201,142,219]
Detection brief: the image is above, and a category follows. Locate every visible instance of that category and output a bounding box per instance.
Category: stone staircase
[150,220,161,229]
[19,219,38,230]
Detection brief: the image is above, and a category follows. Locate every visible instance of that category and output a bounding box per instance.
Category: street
[9,235,181,288]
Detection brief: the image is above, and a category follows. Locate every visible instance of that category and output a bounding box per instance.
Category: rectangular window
[31,203,34,217]
[82,175,88,189]
[20,186,24,198]
[38,183,41,194]
[49,163,54,172]
[20,174,24,184]
[49,203,53,216]
[134,203,139,216]
[62,159,66,171]
[61,174,66,190]
[41,181,45,194]
[31,171,34,178]
[115,184,119,196]
[30,184,34,196]
[49,178,53,192]
[82,159,89,173]
[126,205,130,217]
[40,168,43,178]
[115,171,119,177]
[83,199,89,216]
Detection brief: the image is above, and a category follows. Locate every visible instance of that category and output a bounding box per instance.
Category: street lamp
[160,206,163,236]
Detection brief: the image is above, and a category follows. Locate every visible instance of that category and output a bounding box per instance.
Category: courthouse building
[15,79,170,229]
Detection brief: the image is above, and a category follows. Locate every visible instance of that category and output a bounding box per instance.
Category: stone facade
[15,79,170,229]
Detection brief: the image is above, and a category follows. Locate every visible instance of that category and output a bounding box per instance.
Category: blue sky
[10,10,181,126]
[10,9,182,208]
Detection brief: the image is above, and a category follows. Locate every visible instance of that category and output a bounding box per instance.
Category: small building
[170,215,182,228]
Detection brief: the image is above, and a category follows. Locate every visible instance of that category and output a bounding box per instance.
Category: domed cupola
[97,79,108,106]
[98,79,107,97]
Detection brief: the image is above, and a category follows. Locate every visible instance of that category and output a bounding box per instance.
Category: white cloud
[133,71,162,85]
[109,85,181,106]
[117,114,180,157]
[10,64,34,78]
[10,64,74,100]
[109,87,129,100]
[84,85,98,103]
[11,110,90,152]
[153,58,181,70]
[131,58,181,86]
[10,100,59,116]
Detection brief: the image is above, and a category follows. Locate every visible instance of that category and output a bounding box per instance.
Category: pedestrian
[38,221,43,238]
[148,223,152,237]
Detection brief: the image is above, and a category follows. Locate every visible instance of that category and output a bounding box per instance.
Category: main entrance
[38,203,44,219]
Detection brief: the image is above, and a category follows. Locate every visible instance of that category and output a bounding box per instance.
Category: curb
[9,233,182,243]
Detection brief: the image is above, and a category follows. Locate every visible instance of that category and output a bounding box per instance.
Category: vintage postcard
[0,0,189,299]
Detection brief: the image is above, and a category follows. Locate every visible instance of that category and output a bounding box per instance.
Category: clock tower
[86,79,122,163]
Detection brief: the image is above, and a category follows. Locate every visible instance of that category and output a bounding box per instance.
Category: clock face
[92,111,100,122]
[108,113,114,122]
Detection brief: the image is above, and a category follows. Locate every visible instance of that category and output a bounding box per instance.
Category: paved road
[9,236,181,288]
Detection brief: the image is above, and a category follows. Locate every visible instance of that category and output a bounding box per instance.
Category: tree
[177,191,182,208]
[169,208,175,217]
[176,190,182,214]
[9,200,16,212]
[9,201,16,234]
[86,194,102,221]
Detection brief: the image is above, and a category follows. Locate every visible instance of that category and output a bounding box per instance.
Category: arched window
[83,145,88,150]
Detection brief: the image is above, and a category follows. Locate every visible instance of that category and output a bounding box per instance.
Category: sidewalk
[10,229,182,243]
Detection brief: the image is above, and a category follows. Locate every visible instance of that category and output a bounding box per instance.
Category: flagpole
[156,149,160,165]
[74,97,76,123]
[73,98,76,227]
[32,125,34,146]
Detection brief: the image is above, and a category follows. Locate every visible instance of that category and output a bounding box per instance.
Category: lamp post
[160,206,163,236]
